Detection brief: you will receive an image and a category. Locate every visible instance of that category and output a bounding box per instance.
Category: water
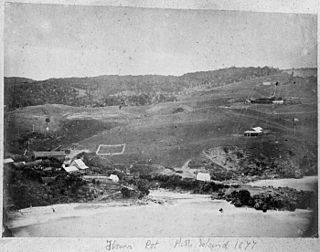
[246,176,318,192]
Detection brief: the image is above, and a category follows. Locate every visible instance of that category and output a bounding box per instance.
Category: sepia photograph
[2,1,318,239]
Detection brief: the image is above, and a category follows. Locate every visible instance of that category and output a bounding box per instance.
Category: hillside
[3,66,317,219]
[283,68,317,78]
[4,77,35,85]
[5,66,317,170]
[4,66,281,110]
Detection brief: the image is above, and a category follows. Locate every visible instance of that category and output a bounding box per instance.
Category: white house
[108,174,119,183]
[244,127,263,136]
[71,159,89,170]
[196,172,211,182]
[252,127,263,133]
[272,100,284,105]
[4,158,14,164]
[63,165,79,173]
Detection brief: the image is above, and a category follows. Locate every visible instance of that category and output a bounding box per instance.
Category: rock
[262,204,268,212]
[237,190,252,205]
[254,202,261,210]
[234,199,242,207]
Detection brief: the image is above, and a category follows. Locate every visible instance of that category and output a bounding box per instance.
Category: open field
[3,68,318,237]
[5,69,317,168]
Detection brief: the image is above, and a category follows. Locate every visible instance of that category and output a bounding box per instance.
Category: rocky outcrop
[212,187,315,212]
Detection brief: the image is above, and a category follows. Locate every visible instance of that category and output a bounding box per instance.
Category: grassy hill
[3,66,317,220]
[283,68,317,78]
[5,65,317,177]
[4,66,281,110]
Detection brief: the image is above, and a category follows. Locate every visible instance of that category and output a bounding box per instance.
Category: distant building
[272,100,284,104]
[262,81,272,86]
[63,165,79,173]
[108,174,119,183]
[244,127,263,136]
[196,172,211,182]
[33,151,66,160]
[4,158,14,164]
[71,159,89,170]
[252,127,263,133]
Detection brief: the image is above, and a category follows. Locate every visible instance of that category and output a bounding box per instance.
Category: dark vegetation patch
[3,156,139,210]
[213,188,315,212]
[4,67,280,110]
[172,107,185,113]
[5,119,118,153]
[140,174,228,194]
[3,150,316,215]
[4,164,91,209]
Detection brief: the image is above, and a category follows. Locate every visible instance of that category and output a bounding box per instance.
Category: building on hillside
[4,158,14,164]
[33,151,66,160]
[71,159,89,170]
[252,127,263,133]
[108,174,119,183]
[272,100,284,105]
[196,172,211,182]
[63,165,79,173]
[244,127,263,136]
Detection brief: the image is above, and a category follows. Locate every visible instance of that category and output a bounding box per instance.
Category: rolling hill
[4,66,317,179]
[4,66,281,110]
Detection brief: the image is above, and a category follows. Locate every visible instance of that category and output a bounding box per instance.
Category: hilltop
[4,66,280,110]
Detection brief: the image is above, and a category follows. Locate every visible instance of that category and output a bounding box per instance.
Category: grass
[5,71,317,174]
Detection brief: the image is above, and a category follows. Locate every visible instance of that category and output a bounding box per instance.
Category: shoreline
[7,175,318,222]
[5,175,318,237]
[246,175,318,192]
[7,189,314,237]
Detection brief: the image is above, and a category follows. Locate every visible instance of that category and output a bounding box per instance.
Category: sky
[4,3,317,80]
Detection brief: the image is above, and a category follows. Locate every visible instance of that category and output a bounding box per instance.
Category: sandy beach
[7,188,315,237]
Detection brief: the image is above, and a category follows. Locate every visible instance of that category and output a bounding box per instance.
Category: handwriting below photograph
[3,2,318,238]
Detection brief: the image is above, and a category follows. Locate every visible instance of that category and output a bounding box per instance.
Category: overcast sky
[4,3,317,80]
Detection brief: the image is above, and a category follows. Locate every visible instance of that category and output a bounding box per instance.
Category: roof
[108,174,119,181]
[63,166,79,173]
[196,172,211,182]
[4,158,14,164]
[71,159,88,170]
[252,127,263,132]
[33,151,66,158]
[272,100,284,104]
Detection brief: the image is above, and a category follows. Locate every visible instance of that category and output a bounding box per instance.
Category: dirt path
[181,159,191,170]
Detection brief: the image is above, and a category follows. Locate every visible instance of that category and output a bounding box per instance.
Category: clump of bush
[224,188,314,212]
